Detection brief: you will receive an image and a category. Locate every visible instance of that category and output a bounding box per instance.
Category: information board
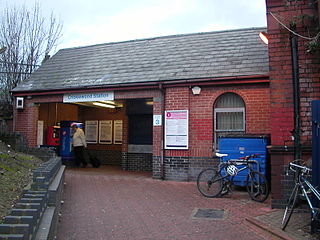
[99,120,113,144]
[85,120,98,143]
[165,110,188,149]
[113,120,123,144]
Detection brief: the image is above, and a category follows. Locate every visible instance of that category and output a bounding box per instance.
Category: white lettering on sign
[63,91,114,102]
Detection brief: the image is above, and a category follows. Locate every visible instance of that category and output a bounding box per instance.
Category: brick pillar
[121,114,129,169]
[14,98,39,147]
[152,93,164,179]
[266,0,320,207]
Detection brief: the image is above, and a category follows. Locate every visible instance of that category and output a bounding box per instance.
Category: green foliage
[0,142,42,222]
[307,34,320,52]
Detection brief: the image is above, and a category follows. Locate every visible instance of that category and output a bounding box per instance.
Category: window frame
[213,94,246,151]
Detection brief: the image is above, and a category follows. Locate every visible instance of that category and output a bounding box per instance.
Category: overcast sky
[3,0,267,51]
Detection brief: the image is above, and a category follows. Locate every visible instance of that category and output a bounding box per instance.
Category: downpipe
[159,84,165,180]
[290,33,301,161]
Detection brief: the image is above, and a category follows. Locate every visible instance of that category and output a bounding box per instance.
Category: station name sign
[63,91,114,103]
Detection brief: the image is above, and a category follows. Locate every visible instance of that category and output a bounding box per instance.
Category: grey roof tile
[13,27,268,92]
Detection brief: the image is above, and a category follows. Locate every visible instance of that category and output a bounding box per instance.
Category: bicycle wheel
[197,168,223,198]
[281,184,299,230]
[246,171,269,202]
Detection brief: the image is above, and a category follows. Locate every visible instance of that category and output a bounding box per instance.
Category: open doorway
[37,98,153,172]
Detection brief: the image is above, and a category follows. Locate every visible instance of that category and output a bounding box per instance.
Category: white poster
[85,120,98,143]
[99,120,113,144]
[113,120,123,144]
[165,110,188,149]
[37,120,44,146]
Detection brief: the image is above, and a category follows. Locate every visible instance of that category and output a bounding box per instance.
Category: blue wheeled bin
[218,135,269,186]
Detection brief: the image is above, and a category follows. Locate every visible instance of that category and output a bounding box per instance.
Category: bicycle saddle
[216,153,228,157]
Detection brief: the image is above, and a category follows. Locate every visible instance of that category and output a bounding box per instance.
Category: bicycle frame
[299,175,320,220]
[219,159,260,180]
[197,153,269,202]
[282,161,320,231]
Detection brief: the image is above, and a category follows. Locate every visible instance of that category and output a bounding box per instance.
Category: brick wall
[266,0,320,207]
[153,83,270,180]
[163,84,270,158]
[14,99,39,147]
[86,149,122,165]
[122,152,153,171]
[14,95,63,147]
[152,155,221,181]
[13,82,270,179]
[267,0,320,147]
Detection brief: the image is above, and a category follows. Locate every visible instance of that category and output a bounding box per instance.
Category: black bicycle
[197,153,269,202]
[281,160,320,231]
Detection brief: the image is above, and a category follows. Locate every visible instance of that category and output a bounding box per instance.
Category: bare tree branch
[0,2,63,118]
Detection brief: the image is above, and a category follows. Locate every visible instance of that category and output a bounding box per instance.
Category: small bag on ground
[86,149,101,168]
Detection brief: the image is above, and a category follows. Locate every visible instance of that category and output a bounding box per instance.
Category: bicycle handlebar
[289,162,312,174]
[238,154,261,160]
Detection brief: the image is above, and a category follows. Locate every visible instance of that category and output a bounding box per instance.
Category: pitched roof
[13,27,268,92]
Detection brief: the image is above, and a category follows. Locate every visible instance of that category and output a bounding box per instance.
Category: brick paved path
[57,166,277,240]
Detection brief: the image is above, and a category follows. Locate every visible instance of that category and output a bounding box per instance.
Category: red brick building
[12,28,270,181]
[266,0,320,207]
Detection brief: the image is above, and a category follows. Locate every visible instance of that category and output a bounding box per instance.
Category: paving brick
[56,166,316,240]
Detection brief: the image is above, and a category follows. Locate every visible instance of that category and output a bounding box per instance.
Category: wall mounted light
[259,32,269,45]
[191,86,201,95]
[16,97,24,109]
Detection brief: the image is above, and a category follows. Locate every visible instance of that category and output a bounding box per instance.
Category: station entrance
[37,98,153,172]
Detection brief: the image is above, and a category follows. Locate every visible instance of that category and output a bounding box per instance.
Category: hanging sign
[63,91,114,103]
[165,110,188,149]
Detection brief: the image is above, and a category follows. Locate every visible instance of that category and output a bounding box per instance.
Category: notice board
[165,110,188,149]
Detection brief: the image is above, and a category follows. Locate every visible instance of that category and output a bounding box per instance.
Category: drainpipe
[290,30,301,161]
[159,83,166,180]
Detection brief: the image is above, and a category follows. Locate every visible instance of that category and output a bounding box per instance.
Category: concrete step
[0,234,25,239]
[15,203,42,211]
[0,224,29,236]
[23,194,46,198]
[20,197,44,203]
[4,216,34,226]
[10,209,40,219]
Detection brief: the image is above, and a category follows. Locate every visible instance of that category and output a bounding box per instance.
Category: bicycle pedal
[314,208,320,220]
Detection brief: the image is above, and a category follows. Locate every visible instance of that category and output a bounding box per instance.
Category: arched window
[214,93,245,150]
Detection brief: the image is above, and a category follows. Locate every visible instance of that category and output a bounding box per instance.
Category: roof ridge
[61,27,267,51]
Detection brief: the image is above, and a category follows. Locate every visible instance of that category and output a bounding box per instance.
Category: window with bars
[214,93,245,150]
